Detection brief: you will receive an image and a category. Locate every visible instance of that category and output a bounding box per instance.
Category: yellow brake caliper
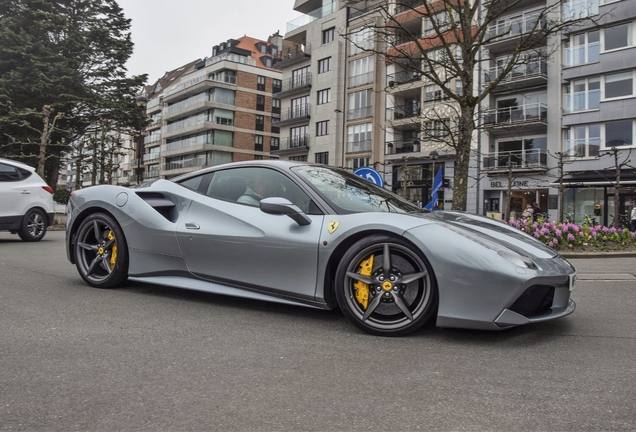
[108,230,117,268]
[354,255,374,310]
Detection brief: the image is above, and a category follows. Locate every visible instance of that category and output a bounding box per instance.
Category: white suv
[0,158,55,241]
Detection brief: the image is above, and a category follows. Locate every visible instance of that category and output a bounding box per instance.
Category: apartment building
[558,0,636,225]
[140,36,282,181]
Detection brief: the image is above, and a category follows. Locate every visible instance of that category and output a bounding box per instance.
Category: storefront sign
[489,180,549,189]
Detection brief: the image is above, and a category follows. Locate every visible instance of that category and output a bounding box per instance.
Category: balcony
[386,103,421,121]
[385,139,421,155]
[483,149,548,171]
[273,73,312,98]
[349,71,374,88]
[162,72,237,103]
[387,71,421,88]
[563,0,598,21]
[272,104,311,127]
[563,89,600,113]
[483,103,548,133]
[143,153,161,163]
[393,31,422,47]
[271,135,310,154]
[274,44,311,70]
[484,12,547,53]
[563,42,600,67]
[286,2,337,33]
[348,105,373,120]
[484,58,548,92]
[394,0,425,15]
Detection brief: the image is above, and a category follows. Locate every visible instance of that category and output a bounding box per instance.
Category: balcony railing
[275,104,311,124]
[162,135,210,153]
[393,31,422,46]
[385,139,420,154]
[143,153,160,162]
[563,89,600,113]
[274,135,310,152]
[347,139,372,153]
[287,2,337,32]
[387,70,421,87]
[348,106,373,120]
[163,157,206,172]
[483,149,547,169]
[484,59,547,85]
[275,72,312,94]
[276,44,311,63]
[564,138,600,157]
[386,103,421,121]
[485,12,546,41]
[484,103,548,126]
[563,42,600,67]
[349,71,374,88]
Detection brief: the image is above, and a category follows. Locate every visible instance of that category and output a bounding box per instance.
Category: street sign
[353,167,384,187]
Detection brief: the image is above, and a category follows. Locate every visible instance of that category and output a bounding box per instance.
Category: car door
[175,166,324,302]
[0,162,31,221]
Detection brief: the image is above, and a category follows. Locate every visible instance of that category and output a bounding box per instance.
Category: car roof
[0,157,36,171]
[170,159,320,182]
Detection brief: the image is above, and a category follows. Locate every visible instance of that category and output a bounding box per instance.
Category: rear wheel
[335,235,437,336]
[18,208,47,242]
[74,213,128,288]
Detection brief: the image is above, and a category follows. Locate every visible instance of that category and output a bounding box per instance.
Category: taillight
[42,186,53,194]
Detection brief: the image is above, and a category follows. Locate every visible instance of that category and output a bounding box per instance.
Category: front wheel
[18,208,47,242]
[335,235,437,336]
[74,213,128,288]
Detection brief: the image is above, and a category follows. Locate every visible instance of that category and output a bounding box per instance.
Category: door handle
[185,222,200,230]
[21,190,31,194]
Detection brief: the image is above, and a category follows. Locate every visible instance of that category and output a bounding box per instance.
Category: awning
[550,169,636,187]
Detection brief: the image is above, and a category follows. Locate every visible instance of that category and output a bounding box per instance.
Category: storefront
[482,178,552,221]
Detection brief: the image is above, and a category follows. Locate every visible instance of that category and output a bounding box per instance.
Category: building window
[292,96,310,117]
[604,23,630,51]
[316,120,329,136]
[348,56,374,88]
[255,115,264,131]
[425,84,445,102]
[348,89,372,119]
[323,27,335,44]
[565,124,600,157]
[564,77,600,112]
[290,125,309,148]
[605,121,633,147]
[255,135,264,151]
[424,120,451,139]
[315,152,329,165]
[214,109,234,126]
[273,79,282,93]
[346,157,370,170]
[317,88,331,105]
[564,30,600,67]
[256,94,265,111]
[563,0,598,20]
[318,57,331,73]
[270,137,280,151]
[257,75,266,91]
[347,123,372,153]
[213,88,236,105]
[349,26,374,56]
[272,98,280,114]
[604,71,633,99]
[254,155,263,160]
[292,66,311,88]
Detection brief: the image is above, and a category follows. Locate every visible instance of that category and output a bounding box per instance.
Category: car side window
[206,167,315,213]
[0,163,20,182]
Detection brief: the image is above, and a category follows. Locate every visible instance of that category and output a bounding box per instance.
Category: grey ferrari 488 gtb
[66,160,576,336]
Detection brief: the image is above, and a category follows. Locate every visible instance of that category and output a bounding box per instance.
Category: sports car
[65,160,576,336]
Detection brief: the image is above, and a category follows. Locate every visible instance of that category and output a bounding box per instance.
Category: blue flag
[424,167,443,210]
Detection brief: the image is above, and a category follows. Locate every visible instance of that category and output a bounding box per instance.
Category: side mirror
[260,197,312,226]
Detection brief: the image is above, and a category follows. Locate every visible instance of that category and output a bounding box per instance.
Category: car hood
[414,211,558,259]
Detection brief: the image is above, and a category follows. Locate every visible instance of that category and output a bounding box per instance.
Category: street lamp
[135,95,148,184]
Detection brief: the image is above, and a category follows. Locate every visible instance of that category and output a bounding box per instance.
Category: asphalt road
[1,231,635,431]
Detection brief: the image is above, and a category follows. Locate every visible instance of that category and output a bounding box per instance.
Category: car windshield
[292,165,421,214]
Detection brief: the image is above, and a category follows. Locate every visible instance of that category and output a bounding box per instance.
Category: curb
[560,251,636,259]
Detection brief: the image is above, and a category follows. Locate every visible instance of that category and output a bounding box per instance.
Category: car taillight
[42,186,53,194]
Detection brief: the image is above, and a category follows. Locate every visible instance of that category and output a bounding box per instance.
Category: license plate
[569,273,576,291]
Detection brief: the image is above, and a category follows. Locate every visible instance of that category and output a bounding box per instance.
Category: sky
[116,0,300,84]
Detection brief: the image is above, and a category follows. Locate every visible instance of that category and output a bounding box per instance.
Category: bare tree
[345,0,598,211]
[598,147,634,228]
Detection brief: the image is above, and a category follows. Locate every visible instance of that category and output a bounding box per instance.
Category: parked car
[65,160,576,336]
[0,158,55,241]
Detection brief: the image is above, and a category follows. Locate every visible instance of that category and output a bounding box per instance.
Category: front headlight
[443,223,537,269]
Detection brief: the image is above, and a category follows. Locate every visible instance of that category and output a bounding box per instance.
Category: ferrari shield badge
[328,220,340,234]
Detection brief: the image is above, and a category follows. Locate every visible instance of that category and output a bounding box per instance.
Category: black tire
[18,208,47,242]
[335,235,437,336]
[74,213,128,288]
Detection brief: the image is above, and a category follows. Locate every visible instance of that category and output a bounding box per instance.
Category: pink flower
[568,234,575,241]
[579,232,585,237]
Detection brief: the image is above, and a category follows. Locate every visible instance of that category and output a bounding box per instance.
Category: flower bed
[505,219,636,252]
